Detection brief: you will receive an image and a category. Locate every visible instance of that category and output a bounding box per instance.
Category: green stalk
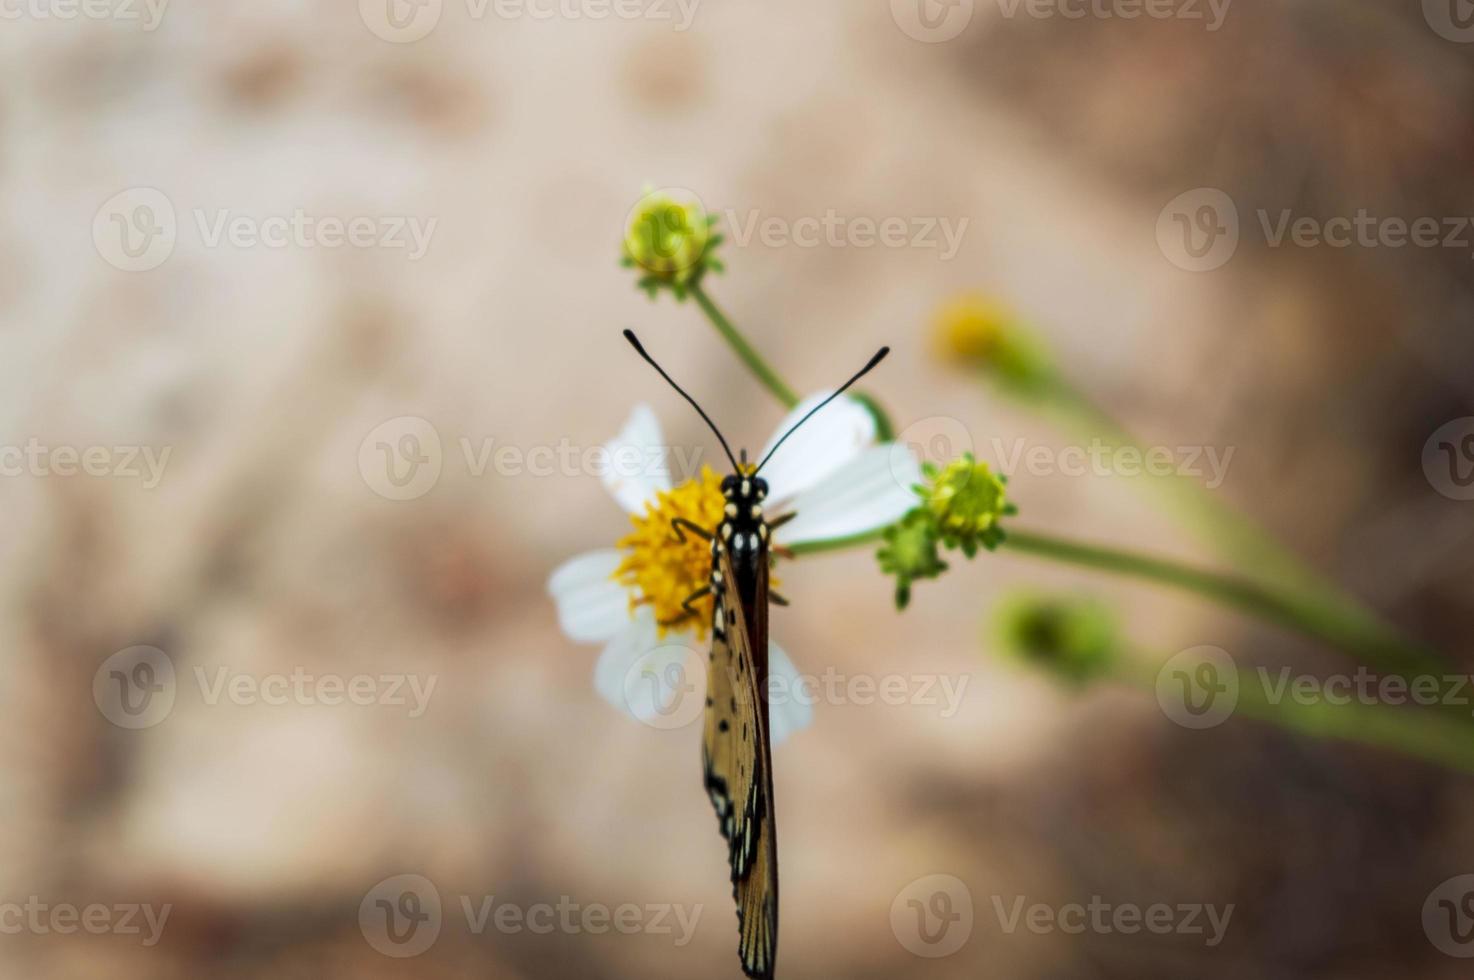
[792,524,1439,675]
[1003,528,1438,675]
[1109,657,1474,776]
[1021,372,1431,668]
[689,281,799,409]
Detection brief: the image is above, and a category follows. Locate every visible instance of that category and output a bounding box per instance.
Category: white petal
[765,643,811,746]
[757,392,875,505]
[548,550,629,644]
[602,404,672,514]
[592,607,663,709]
[777,444,921,545]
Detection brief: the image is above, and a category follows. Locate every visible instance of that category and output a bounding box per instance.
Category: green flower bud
[922,454,1017,558]
[994,593,1118,687]
[621,188,724,300]
[876,510,947,610]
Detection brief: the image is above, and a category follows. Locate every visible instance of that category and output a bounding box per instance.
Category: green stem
[1021,372,1431,669]
[1005,528,1440,676]
[791,523,1439,675]
[689,281,799,409]
[1111,658,1474,776]
[788,527,887,558]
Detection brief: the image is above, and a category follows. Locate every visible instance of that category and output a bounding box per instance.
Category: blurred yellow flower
[930,292,1049,392]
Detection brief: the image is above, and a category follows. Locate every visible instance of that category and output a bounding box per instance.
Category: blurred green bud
[621,187,724,300]
[994,593,1118,687]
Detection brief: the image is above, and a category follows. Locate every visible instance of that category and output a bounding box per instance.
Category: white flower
[548,393,921,744]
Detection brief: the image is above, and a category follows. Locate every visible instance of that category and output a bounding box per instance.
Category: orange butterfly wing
[702,547,778,979]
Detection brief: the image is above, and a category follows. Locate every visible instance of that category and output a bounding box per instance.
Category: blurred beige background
[1,0,1472,977]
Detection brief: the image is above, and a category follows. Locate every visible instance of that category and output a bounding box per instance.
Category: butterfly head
[719,472,767,502]
[718,470,769,555]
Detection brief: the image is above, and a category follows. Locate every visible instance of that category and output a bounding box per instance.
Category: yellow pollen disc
[615,466,726,639]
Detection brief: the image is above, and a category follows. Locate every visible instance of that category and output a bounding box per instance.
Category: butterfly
[622,329,889,979]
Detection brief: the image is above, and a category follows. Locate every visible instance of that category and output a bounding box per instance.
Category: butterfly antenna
[754,346,890,474]
[622,329,741,472]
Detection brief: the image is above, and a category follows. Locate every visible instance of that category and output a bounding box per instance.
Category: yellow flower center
[615,466,726,639]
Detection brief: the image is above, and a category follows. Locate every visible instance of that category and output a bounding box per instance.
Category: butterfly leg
[670,517,713,544]
[767,512,798,562]
[769,591,791,607]
[680,586,713,619]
